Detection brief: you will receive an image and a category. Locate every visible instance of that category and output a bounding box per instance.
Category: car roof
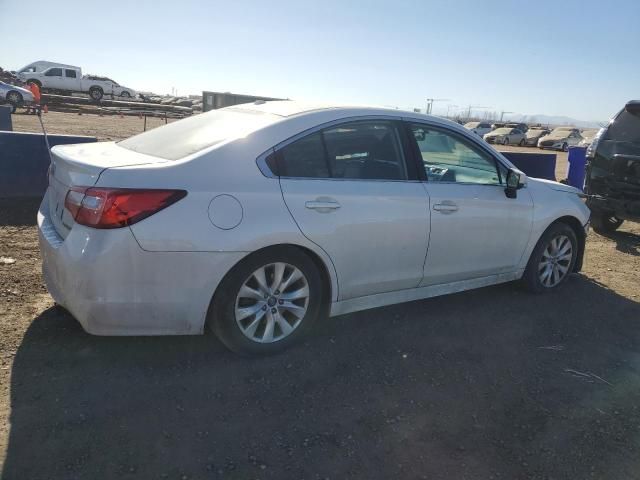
[228,100,462,128]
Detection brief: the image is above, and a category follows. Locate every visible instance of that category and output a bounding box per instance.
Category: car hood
[528,177,582,194]
[526,131,546,139]
[540,133,570,142]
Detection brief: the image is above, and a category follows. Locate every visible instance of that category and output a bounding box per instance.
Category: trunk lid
[48,142,169,238]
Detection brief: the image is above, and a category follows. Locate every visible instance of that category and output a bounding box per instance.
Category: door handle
[433,202,458,213]
[305,200,341,211]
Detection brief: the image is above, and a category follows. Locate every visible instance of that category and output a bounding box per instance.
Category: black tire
[591,211,623,234]
[519,138,525,146]
[209,246,324,355]
[120,91,131,98]
[503,137,510,145]
[5,91,22,113]
[562,142,569,152]
[89,87,103,101]
[522,222,578,293]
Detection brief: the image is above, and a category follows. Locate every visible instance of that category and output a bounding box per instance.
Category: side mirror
[505,169,524,198]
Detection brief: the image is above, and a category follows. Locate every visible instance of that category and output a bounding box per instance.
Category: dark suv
[585,100,640,233]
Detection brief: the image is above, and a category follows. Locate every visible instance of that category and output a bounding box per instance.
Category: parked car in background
[491,122,506,130]
[538,127,583,151]
[585,100,640,233]
[505,122,529,133]
[464,121,493,137]
[484,127,526,145]
[38,101,590,354]
[524,127,550,146]
[18,63,137,101]
[579,129,600,147]
[0,80,34,113]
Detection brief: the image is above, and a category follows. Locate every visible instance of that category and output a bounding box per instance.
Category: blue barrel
[567,146,587,190]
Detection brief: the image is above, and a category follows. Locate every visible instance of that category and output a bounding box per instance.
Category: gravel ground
[2,113,639,479]
[1,203,639,480]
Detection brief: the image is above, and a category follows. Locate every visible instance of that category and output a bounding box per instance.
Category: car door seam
[277,176,341,300]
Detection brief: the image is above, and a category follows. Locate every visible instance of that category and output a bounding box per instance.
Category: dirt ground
[2,113,639,480]
[11,110,174,142]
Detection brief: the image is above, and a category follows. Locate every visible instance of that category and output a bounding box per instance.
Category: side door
[276,118,431,300]
[404,122,534,286]
[63,68,81,92]
[42,67,64,89]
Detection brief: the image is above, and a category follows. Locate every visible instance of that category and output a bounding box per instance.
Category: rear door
[277,118,431,300]
[405,122,533,286]
[63,68,81,91]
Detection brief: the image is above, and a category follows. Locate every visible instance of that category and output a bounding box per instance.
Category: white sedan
[38,102,590,354]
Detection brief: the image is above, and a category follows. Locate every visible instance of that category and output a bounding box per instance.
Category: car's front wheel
[503,137,510,145]
[522,222,578,293]
[562,142,569,152]
[209,247,324,355]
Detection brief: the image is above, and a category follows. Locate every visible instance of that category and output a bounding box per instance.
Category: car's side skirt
[329,271,523,317]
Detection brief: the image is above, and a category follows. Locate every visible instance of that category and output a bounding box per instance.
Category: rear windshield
[118,107,279,160]
[608,109,640,143]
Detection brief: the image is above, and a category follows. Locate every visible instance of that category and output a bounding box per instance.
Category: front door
[278,119,431,300]
[405,122,534,286]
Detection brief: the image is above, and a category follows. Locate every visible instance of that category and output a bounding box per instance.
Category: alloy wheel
[235,262,310,343]
[7,92,21,103]
[538,234,572,288]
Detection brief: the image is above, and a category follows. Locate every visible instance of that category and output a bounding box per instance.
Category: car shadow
[609,230,640,257]
[3,274,640,479]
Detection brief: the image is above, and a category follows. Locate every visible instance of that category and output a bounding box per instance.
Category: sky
[1,0,638,123]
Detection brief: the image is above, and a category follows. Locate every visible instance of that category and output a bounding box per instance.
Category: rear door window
[275,120,409,181]
[322,121,407,180]
[65,69,77,78]
[277,133,329,178]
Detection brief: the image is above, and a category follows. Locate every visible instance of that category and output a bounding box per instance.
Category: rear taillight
[64,187,186,229]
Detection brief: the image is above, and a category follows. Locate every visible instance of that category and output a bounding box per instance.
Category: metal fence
[202,91,284,112]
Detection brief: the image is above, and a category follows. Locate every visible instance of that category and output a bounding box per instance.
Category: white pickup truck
[17,62,137,101]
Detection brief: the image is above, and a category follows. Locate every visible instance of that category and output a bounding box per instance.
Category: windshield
[118,107,280,160]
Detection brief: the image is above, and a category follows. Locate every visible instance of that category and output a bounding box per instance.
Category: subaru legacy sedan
[38,102,590,354]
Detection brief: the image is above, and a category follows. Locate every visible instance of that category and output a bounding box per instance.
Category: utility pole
[500,111,513,122]
[465,105,490,121]
[426,98,450,115]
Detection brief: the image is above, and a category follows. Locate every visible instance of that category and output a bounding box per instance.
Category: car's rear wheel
[522,222,578,293]
[591,211,624,234]
[519,138,525,146]
[120,91,131,98]
[209,247,323,355]
[89,87,104,101]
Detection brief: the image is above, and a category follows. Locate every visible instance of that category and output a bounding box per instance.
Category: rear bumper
[38,192,245,336]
